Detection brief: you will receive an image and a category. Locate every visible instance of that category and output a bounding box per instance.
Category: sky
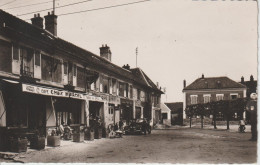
[1,0,258,102]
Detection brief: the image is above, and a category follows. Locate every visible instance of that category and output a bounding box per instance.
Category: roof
[160,103,171,113]
[131,68,164,94]
[183,76,246,91]
[0,10,162,93]
[165,102,183,113]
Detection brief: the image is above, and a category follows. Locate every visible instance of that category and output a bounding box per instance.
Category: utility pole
[53,0,55,14]
[136,47,138,67]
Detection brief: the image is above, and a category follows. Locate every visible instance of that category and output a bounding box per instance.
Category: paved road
[1,128,257,163]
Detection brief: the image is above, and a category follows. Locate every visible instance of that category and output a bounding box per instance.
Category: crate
[73,133,84,142]
[85,130,94,141]
[47,136,60,147]
[30,136,45,150]
[9,138,28,153]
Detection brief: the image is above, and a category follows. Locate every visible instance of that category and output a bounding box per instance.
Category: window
[125,84,129,97]
[190,95,198,104]
[230,93,238,100]
[35,51,40,66]
[41,55,62,83]
[129,85,133,98]
[109,106,114,115]
[52,58,62,83]
[112,79,117,95]
[162,113,168,120]
[203,94,211,103]
[133,88,137,99]
[0,40,12,72]
[64,62,68,75]
[137,89,141,100]
[119,82,124,97]
[216,94,224,101]
[141,91,146,102]
[41,55,52,81]
[13,45,19,61]
[73,64,77,76]
[77,66,85,88]
[103,76,109,93]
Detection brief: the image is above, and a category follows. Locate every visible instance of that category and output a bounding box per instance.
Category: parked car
[124,118,151,135]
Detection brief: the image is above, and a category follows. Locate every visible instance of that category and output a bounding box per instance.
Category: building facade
[182,74,246,120]
[0,10,163,149]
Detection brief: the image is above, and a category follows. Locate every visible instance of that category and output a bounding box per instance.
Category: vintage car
[124,118,151,135]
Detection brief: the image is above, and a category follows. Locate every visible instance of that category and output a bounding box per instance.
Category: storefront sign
[121,98,133,106]
[22,84,102,101]
[109,95,120,105]
[22,84,67,97]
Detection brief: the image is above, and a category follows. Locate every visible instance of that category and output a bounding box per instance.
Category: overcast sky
[1,0,258,102]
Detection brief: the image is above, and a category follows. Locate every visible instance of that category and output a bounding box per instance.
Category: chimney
[202,74,204,79]
[241,76,244,83]
[31,13,43,28]
[250,75,254,82]
[122,64,130,70]
[44,11,57,36]
[183,79,186,88]
[156,82,159,88]
[100,44,112,61]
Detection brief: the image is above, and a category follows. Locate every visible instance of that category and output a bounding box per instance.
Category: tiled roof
[0,10,162,93]
[131,68,163,94]
[165,102,183,113]
[183,76,246,91]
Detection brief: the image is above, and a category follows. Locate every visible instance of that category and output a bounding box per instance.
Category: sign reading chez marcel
[22,84,102,101]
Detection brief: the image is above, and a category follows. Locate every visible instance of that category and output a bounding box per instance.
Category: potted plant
[29,130,45,150]
[47,128,61,147]
[73,126,84,142]
[9,136,28,153]
[84,126,94,141]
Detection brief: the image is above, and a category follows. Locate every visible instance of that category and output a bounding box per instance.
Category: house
[165,102,183,125]
[0,10,163,150]
[160,103,171,126]
[182,74,247,122]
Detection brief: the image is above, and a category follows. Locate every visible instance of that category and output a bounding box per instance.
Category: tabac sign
[22,84,68,98]
[22,84,102,101]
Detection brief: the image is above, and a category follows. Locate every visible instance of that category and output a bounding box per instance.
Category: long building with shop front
[0,10,163,151]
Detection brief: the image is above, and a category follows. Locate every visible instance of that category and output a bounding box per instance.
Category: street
[1,127,257,164]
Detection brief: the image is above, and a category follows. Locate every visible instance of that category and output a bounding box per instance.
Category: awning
[2,79,19,84]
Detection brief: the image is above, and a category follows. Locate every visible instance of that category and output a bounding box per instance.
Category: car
[124,118,151,135]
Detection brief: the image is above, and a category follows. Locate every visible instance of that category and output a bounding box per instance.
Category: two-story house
[182,74,246,121]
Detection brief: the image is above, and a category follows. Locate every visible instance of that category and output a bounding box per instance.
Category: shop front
[108,95,120,125]
[134,100,143,119]
[0,79,47,151]
[120,98,133,124]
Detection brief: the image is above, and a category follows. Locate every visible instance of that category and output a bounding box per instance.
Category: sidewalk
[0,138,107,162]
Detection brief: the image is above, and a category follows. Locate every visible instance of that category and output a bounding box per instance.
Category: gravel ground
[0,126,257,164]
